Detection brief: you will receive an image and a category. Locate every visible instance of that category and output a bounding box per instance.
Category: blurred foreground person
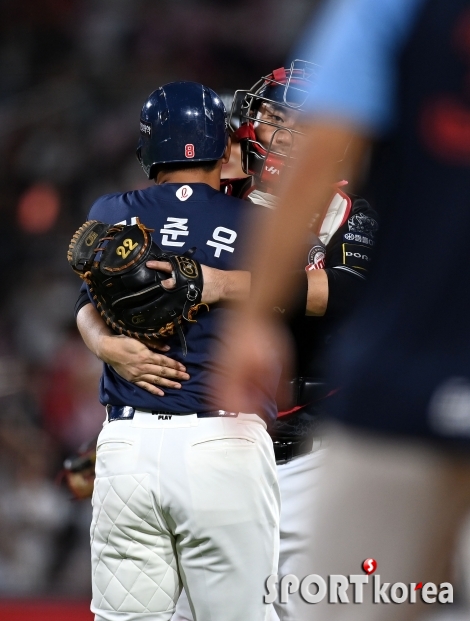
[229,62,378,621]
[219,0,470,619]
[173,62,378,621]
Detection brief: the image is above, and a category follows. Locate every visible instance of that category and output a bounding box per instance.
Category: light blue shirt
[298,0,427,134]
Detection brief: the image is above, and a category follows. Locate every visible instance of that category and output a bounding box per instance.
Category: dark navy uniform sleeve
[74,282,92,318]
[324,195,378,317]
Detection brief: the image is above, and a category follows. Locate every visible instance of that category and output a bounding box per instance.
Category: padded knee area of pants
[91,474,180,614]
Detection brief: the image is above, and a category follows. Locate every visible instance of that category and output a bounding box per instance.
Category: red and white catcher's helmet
[231,59,318,187]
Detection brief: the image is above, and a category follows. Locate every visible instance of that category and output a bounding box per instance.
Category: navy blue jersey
[87,182,280,423]
[319,0,470,444]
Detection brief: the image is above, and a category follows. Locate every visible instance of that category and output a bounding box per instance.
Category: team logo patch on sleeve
[347,213,378,238]
[306,245,326,270]
[342,243,372,271]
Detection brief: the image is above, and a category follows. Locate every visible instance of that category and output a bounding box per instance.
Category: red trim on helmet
[264,67,311,89]
[271,67,287,83]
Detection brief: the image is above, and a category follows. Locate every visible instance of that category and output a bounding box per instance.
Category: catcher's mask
[136,81,229,179]
[232,59,317,187]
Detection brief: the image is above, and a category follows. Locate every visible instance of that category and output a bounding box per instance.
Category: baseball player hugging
[70,82,281,621]
[220,61,379,621]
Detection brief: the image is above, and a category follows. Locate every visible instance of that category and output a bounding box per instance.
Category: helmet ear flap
[136,141,152,179]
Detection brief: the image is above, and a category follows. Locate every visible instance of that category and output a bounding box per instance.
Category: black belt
[106,405,238,422]
[273,436,316,464]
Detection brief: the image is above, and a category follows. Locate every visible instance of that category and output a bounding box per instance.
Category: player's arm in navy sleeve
[322,196,378,317]
[304,196,378,318]
[74,282,92,318]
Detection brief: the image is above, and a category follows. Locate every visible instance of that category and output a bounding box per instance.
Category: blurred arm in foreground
[219,122,368,413]
[218,0,470,619]
[218,0,424,413]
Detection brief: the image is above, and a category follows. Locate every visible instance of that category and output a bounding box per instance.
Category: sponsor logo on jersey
[343,243,371,271]
[345,251,371,261]
[344,233,375,246]
[347,212,378,237]
[140,121,151,136]
[176,185,193,201]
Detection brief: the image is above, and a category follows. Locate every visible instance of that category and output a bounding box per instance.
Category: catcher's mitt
[67,218,205,355]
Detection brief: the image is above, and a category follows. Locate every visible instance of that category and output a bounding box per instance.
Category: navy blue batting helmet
[136,81,228,179]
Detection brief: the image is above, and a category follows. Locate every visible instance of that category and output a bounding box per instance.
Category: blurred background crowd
[0,0,318,599]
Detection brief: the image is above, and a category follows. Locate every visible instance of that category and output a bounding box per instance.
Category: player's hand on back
[146,259,220,303]
[147,260,251,305]
[98,334,190,396]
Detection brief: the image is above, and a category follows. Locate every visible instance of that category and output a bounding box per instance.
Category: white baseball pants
[90,411,280,621]
[173,441,327,621]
